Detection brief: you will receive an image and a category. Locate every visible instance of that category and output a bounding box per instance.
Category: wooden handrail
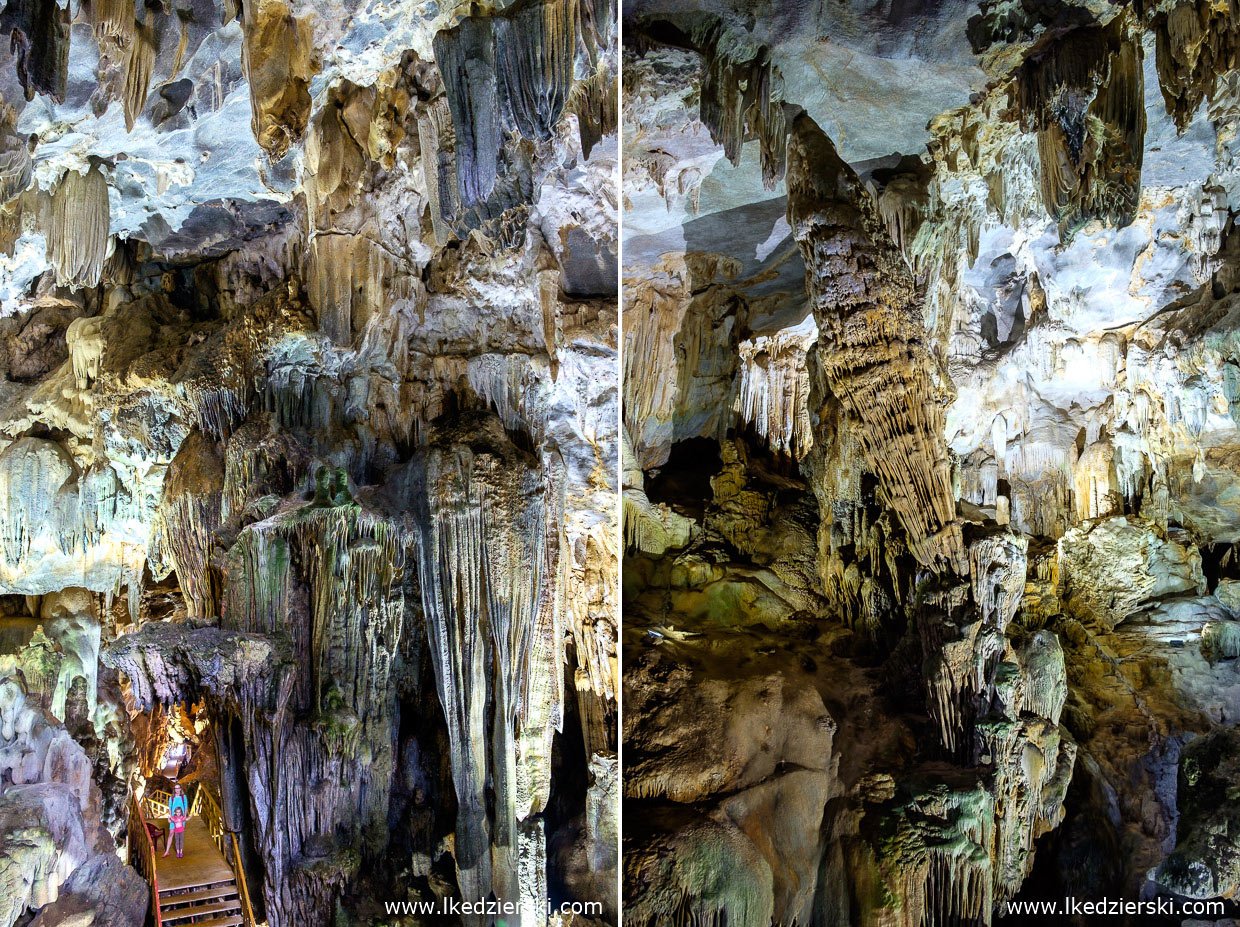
[231,831,258,927]
[146,789,170,819]
[196,781,257,927]
[128,794,163,927]
[194,781,227,857]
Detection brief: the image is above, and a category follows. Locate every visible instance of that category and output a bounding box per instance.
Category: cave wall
[623,3,1240,925]
[0,1,618,926]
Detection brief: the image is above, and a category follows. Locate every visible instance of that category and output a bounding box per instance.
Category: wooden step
[177,918,243,927]
[160,884,239,908]
[161,900,243,924]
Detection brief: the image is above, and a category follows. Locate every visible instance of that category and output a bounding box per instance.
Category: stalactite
[305,233,410,346]
[408,422,562,925]
[417,97,459,247]
[433,15,502,208]
[916,533,1029,760]
[0,107,32,204]
[48,164,111,289]
[219,493,408,926]
[153,432,224,620]
[786,113,964,573]
[304,82,370,228]
[569,62,618,159]
[93,0,135,44]
[1152,0,1240,131]
[969,532,1028,633]
[875,785,995,927]
[79,465,121,551]
[692,21,786,189]
[877,174,930,259]
[1015,20,1145,233]
[123,17,159,131]
[733,317,816,459]
[66,316,105,390]
[0,0,70,102]
[221,419,310,526]
[454,139,536,249]
[576,0,614,66]
[0,437,79,569]
[435,0,594,216]
[496,0,577,143]
[466,353,548,446]
[239,0,315,159]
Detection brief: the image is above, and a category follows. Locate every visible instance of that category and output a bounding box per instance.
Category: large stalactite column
[412,430,561,927]
[785,112,965,575]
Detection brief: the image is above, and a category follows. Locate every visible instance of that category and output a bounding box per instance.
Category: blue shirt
[169,794,188,818]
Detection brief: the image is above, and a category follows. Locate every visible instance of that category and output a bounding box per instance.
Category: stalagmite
[786,114,964,572]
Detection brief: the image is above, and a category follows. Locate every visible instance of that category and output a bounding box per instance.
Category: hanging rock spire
[786,112,965,574]
[497,0,578,142]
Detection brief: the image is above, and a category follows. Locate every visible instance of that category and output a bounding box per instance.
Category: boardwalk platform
[129,784,252,927]
[154,816,235,892]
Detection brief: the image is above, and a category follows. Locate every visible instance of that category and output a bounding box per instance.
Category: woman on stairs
[163,783,189,858]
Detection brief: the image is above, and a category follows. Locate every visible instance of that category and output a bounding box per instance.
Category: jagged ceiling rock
[627,0,987,163]
[100,621,286,710]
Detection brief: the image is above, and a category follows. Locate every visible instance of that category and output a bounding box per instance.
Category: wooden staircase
[128,784,257,927]
[159,879,245,927]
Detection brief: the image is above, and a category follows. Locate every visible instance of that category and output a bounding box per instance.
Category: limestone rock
[1156,727,1240,899]
[619,3,1240,921]
[0,3,620,924]
[1058,516,1205,630]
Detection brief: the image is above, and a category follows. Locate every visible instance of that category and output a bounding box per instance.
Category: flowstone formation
[0,2,618,926]
[623,2,1240,924]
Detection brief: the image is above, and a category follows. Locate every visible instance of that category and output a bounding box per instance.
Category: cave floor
[154,818,234,892]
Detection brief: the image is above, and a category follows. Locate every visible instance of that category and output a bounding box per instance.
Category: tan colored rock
[1058,516,1205,630]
